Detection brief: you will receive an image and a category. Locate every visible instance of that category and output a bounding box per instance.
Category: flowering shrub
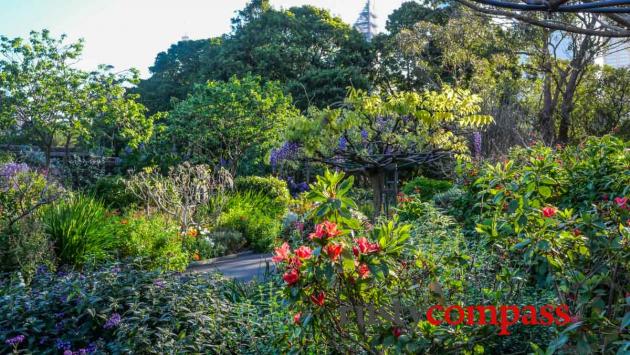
[0,263,299,354]
[470,136,630,353]
[273,170,490,353]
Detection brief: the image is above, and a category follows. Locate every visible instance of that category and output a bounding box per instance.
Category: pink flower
[310,291,325,306]
[356,237,380,254]
[282,268,299,285]
[272,242,291,263]
[324,243,343,261]
[614,196,628,208]
[358,263,370,279]
[294,245,312,259]
[293,312,302,325]
[542,206,557,218]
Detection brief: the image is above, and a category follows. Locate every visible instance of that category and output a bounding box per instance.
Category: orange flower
[192,252,201,261]
[187,228,198,237]
[324,243,343,261]
[120,219,128,225]
[358,263,370,279]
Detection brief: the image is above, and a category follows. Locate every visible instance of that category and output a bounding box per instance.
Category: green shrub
[0,216,54,281]
[114,213,188,271]
[218,207,279,252]
[91,175,138,211]
[469,136,629,353]
[234,175,290,207]
[42,194,117,268]
[401,176,453,200]
[0,264,296,354]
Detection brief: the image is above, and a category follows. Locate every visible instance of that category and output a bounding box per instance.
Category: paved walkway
[187,251,274,282]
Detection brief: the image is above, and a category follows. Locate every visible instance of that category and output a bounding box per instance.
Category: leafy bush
[0,216,54,281]
[401,176,453,200]
[216,191,285,252]
[114,213,188,271]
[469,136,629,353]
[42,195,118,268]
[0,264,297,354]
[90,175,138,211]
[234,175,290,207]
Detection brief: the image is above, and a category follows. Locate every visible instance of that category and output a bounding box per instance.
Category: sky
[0,0,406,78]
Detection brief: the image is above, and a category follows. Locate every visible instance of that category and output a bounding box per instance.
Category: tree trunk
[538,30,557,145]
[557,70,580,144]
[369,170,385,220]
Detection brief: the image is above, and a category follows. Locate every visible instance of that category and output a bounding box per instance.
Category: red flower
[614,196,628,208]
[572,228,582,236]
[352,246,359,257]
[392,327,403,338]
[308,223,326,240]
[288,256,302,268]
[272,242,291,263]
[358,263,370,279]
[293,312,302,325]
[542,206,557,218]
[310,291,325,306]
[282,268,299,285]
[294,245,312,259]
[356,237,380,254]
[602,194,609,201]
[321,221,342,238]
[324,243,343,261]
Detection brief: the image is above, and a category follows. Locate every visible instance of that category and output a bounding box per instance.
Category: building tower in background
[354,0,377,41]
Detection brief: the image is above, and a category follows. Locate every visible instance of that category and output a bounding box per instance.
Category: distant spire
[354,0,377,41]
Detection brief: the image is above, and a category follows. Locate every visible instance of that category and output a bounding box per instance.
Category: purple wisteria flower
[64,350,73,355]
[104,313,122,329]
[269,141,300,168]
[473,132,482,158]
[5,335,25,346]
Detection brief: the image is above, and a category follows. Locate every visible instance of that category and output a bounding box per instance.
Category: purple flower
[473,132,482,158]
[5,335,25,346]
[269,141,300,168]
[154,279,166,288]
[361,128,368,142]
[55,338,71,350]
[0,162,29,179]
[338,137,348,150]
[64,350,73,355]
[104,313,122,329]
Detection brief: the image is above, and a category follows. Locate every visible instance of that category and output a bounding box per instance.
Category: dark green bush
[114,213,188,271]
[42,194,118,268]
[401,176,453,200]
[0,216,54,281]
[91,175,138,211]
[0,264,297,354]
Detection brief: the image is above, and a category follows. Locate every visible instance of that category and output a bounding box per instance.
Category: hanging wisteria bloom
[5,334,25,346]
[473,132,482,159]
[103,313,122,329]
[269,141,300,168]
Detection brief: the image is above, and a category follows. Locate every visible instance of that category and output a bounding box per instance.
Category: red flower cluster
[397,192,412,203]
[310,291,325,306]
[354,237,380,255]
[283,268,299,285]
[309,221,342,240]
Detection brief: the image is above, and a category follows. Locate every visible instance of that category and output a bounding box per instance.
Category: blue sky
[0,0,405,77]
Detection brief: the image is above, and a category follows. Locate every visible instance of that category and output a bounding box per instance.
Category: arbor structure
[457,0,630,37]
[282,87,493,217]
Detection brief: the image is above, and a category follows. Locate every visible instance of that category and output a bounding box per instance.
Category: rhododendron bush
[273,170,486,353]
[468,136,630,353]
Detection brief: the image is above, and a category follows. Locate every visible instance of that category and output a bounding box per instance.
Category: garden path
[186,251,274,282]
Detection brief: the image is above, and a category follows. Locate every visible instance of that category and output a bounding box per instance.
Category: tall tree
[163,75,298,175]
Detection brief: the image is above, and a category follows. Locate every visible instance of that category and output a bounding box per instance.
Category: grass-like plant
[43,194,117,268]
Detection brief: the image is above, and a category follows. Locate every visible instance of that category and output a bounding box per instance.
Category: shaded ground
[187,251,274,282]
